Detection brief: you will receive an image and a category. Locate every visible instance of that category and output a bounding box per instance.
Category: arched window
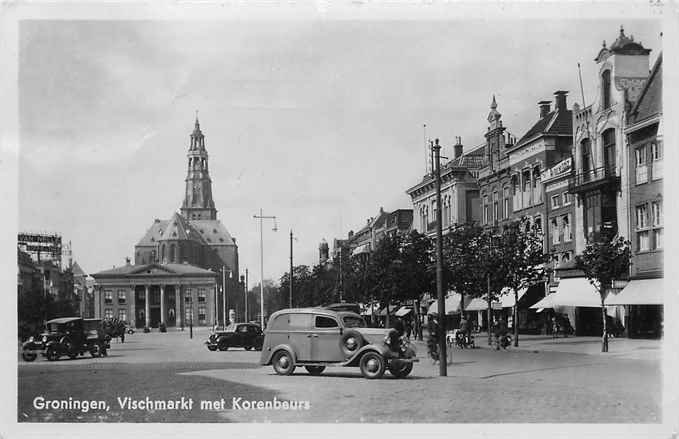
[602,70,611,109]
[581,139,592,179]
[602,128,616,171]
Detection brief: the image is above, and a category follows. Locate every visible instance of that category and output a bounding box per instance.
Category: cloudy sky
[18,19,661,284]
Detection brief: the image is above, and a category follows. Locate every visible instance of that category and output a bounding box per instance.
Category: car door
[235,324,249,347]
[311,315,343,362]
[287,313,312,361]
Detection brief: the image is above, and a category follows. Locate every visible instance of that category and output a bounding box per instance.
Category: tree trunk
[487,274,492,346]
[601,298,608,352]
[487,297,492,346]
[513,290,519,347]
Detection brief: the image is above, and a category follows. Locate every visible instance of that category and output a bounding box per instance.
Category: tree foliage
[575,231,631,352]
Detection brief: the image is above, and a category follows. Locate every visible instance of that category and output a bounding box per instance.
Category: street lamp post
[245,268,249,322]
[222,267,227,327]
[289,230,294,309]
[253,209,277,328]
[432,138,448,376]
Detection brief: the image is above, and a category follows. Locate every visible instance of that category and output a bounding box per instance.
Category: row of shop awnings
[351,243,371,256]
[427,288,527,315]
[530,277,663,311]
[360,304,413,317]
[425,277,664,315]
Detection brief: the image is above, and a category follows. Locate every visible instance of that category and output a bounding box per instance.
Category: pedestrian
[404,319,412,339]
[459,314,471,346]
[551,315,558,338]
[493,317,508,350]
[426,316,440,363]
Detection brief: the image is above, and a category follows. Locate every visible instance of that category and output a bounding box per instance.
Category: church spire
[181,116,217,220]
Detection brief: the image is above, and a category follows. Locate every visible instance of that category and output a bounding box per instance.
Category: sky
[18,19,661,284]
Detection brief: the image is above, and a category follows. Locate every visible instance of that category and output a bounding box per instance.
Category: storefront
[605,278,663,338]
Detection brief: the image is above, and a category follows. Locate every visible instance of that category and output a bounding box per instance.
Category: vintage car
[260,308,417,379]
[21,317,111,362]
[205,323,264,351]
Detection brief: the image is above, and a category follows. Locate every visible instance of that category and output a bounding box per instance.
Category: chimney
[538,101,551,118]
[554,90,568,112]
[454,136,463,159]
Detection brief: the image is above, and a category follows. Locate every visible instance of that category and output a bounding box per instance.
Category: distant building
[407,137,484,237]
[92,118,242,329]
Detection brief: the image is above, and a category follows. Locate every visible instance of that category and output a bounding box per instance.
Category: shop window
[635,146,648,184]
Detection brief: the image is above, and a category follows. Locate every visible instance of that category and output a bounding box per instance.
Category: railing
[568,166,618,192]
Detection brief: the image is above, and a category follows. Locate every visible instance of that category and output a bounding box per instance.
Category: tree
[497,217,550,347]
[443,224,487,313]
[575,231,631,352]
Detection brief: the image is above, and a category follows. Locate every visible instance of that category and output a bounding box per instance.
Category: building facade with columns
[92,118,239,329]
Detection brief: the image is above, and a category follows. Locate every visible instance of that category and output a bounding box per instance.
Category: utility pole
[432,138,448,376]
[338,246,343,302]
[289,229,294,309]
[245,268,249,322]
[222,266,227,327]
[253,209,277,328]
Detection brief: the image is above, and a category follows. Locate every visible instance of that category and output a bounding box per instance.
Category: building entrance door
[150,308,161,328]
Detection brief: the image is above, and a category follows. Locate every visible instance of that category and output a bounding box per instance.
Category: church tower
[180,117,218,220]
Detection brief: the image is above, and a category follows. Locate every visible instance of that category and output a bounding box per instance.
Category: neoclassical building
[92,118,239,329]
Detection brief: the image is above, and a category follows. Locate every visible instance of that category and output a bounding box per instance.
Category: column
[129,286,136,328]
[175,285,182,329]
[94,286,101,318]
[160,284,166,325]
[144,285,150,329]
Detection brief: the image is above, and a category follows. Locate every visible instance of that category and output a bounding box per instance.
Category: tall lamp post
[253,209,278,328]
[432,138,448,376]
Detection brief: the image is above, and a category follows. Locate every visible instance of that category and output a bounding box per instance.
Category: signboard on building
[17,232,63,267]
[543,157,572,181]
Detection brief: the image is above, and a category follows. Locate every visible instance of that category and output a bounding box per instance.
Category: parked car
[205,323,264,351]
[260,308,417,379]
[21,317,111,362]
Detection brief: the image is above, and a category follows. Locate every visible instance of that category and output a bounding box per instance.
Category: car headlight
[345,336,358,350]
[28,336,34,342]
[42,336,48,343]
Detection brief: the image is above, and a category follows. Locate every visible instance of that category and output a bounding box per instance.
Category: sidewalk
[412,332,662,360]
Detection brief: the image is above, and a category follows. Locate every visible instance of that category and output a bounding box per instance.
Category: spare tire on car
[339,329,364,357]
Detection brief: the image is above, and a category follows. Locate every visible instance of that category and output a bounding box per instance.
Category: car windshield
[342,315,366,328]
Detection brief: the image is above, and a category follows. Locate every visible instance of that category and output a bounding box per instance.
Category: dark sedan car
[205,323,263,351]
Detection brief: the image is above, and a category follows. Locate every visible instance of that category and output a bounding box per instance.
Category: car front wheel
[359,352,385,379]
[388,360,413,378]
[22,351,37,362]
[244,345,253,351]
[304,365,325,376]
[90,344,101,358]
[218,344,228,351]
[272,350,295,376]
[46,347,60,361]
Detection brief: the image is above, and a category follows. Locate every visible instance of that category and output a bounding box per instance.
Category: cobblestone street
[18,329,662,423]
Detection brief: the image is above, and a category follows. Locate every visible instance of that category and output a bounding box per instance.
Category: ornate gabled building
[407,137,485,237]
[93,118,240,329]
